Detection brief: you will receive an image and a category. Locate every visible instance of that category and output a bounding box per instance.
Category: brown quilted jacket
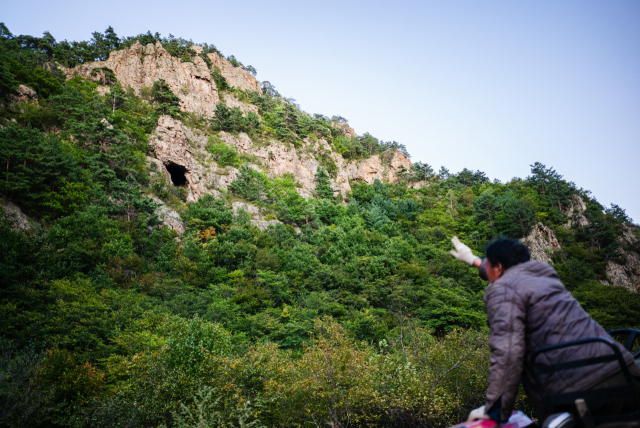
[481,260,635,421]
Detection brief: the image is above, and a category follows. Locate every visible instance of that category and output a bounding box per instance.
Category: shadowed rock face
[1,200,31,231]
[601,224,640,292]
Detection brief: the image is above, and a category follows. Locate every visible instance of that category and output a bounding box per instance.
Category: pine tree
[314,167,334,200]
[107,82,126,113]
[151,79,181,117]
[411,162,434,182]
[228,164,267,201]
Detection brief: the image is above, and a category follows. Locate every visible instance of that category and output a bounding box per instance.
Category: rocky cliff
[62,41,415,210]
[601,224,640,292]
[561,195,640,291]
[62,40,638,292]
[520,222,562,264]
[61,41,261,117]
[148,114,413,204]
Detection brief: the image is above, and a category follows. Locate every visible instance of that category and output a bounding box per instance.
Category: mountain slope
[1,24,639,428]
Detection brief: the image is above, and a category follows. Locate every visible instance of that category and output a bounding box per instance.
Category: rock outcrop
[9,85,38,104]
[520,222,562,264]
[332,121,357,138]
[59,40,419,203]
[1,200,31,231]
[149,115,214,202]
[232,201,282,231]
[602,224,640,292]
[338,151,413,191]
[564,195,589,228]
[63,41,220,117]
[208,52,262,94]
[147,115,418,203]
[62,41,264,119]
[222,93,259,116]
[149,196,185,236]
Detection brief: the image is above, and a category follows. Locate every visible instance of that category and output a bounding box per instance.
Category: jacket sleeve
[484,280,527,422]
[478,259,488,281]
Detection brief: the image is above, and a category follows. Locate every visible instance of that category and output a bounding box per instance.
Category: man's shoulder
[484,261,563,301]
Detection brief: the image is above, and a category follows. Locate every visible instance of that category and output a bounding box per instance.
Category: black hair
[485,238,530,270]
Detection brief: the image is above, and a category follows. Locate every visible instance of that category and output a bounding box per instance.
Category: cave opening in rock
[166,163,187,186]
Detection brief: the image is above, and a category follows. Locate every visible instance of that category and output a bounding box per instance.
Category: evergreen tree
[211,66,229,92]
[211,102,245,132]
[473,192,501,227]
[107,82,126,113]
[438,166,450,180]
[228,164,268,201]
[91,26,120,61]
[368,204,389,230]
[151,79,181,117]
[314,167,334,200]
[411,162,434,181]
[496,193,537,238]
[455,168,489,186]
[527,162,575,212]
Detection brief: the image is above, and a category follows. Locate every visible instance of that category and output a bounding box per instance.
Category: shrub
[206,136,239,167]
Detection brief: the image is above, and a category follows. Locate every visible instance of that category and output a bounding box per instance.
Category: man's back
[483,260,635,420]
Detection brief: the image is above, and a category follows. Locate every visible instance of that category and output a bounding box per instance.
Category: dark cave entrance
[166,163,187,186]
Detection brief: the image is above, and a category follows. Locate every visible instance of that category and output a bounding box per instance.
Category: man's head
[485,238,530,282]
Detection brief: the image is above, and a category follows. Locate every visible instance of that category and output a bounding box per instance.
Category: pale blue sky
[3,0,639,221]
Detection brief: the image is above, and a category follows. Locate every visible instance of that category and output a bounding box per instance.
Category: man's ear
[496,263,504,278]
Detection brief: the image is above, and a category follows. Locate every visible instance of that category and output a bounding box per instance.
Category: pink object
[448,411,534,428]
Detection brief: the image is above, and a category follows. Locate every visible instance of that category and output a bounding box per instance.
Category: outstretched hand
[450,236,480,266]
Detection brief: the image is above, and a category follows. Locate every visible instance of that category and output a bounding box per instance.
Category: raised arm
[450,236,487,279]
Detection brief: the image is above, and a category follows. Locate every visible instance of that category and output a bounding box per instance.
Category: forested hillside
[1,24,639,428]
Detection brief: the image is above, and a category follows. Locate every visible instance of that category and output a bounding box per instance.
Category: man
[449,236,640,425]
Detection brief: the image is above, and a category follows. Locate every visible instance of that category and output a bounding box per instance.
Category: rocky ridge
[62,41,415,210]
[147,114,414,205]
[63,40,639,293]
[61,41,261,117]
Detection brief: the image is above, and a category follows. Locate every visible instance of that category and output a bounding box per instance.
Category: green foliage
[1,24,638,428]
[496,192,537,238]
[151,79,181,118]
[210,66,230,92]
[314,167,334,200]
[228,164,268,202]
[226,55,243,68]
[210,102,260,134]
[183,194,234,231]
[206,136,239,167]
[89,66,117,85]
[165,316,232,371]
[0,25,64,100]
